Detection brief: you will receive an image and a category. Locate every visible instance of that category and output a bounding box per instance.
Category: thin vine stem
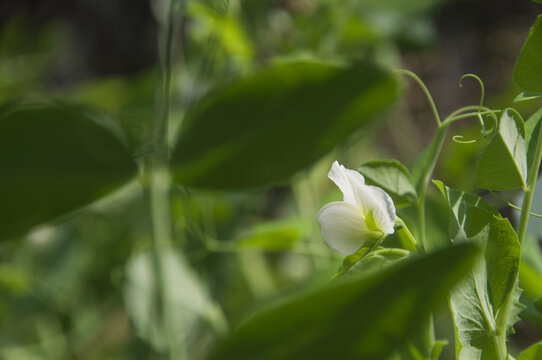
[395,69,442,127]
[145,0,186,359]
[489,191,542,219]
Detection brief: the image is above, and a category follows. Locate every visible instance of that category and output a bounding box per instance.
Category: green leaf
[358,160,417,207]
[514,91,542,103]
[124,250,210,352]
[208,243,479,360]
[514,15,542,93]
[520,259,542,298]
[171,60,398,189]
[476,109,527,190]
[517,342,542,360]
[525,108,542,177]
[0,103,137,240]
[435,182,522,359]
[234,219,306,251]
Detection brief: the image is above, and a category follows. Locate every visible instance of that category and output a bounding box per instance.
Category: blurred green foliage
[1,0,542,359]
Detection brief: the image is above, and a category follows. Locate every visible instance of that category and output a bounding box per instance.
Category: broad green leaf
[171,60,398,189]
[435,181,522,359]
[358,160,417,207]
[525,108,542,177]
[124,250,211,352]
[514,15,542,93]
[0,103,137,240]
[517,342,542,360]
[477,110,527,190]
[208,243,479,360]
[514,91,542,103]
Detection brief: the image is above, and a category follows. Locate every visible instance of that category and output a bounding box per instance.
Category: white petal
[328,161,365,209]
[317,201,382,255]
[358,185,396,234]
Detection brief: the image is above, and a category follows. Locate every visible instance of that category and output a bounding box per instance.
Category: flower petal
[317,201,382,255]
[328,161,365,209]
[358,185,396,234]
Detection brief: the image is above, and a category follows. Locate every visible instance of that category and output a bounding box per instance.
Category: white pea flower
[317,161,396,255]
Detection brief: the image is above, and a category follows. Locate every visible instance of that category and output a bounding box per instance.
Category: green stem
[416,126,448,251]
[489,191,542,219]
[441,110,500,127]
[396,70,441,127]
[145,0,186,359]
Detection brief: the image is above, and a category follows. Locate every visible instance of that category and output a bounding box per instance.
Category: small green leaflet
[434,181,522,359]
[514,91,542,103]
[476,109,527,191]
[234,219,306,251]
[359,160,418,207]
[514,15,542,93]
[208,243,479,360]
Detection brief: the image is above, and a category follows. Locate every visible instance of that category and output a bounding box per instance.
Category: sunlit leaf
[476,109,527,190]
[208,243,479,360]
[517,341,542,360]
[359,160,417,207]
[435,181,522,359]
[171,60,398,189]
[514,15,542,93]
[0,103,137,240]
[234,219,307,251]
[188,2,254,62]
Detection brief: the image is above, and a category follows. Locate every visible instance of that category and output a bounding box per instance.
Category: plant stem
[396,70,441,127]
[494,106,542,359]
[145,0,186,359]
[148,163,185,360]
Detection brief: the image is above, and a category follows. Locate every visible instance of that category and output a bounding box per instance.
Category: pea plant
[2,1,542,360]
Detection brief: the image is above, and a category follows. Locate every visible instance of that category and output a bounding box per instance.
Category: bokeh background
[1,0,541,359]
